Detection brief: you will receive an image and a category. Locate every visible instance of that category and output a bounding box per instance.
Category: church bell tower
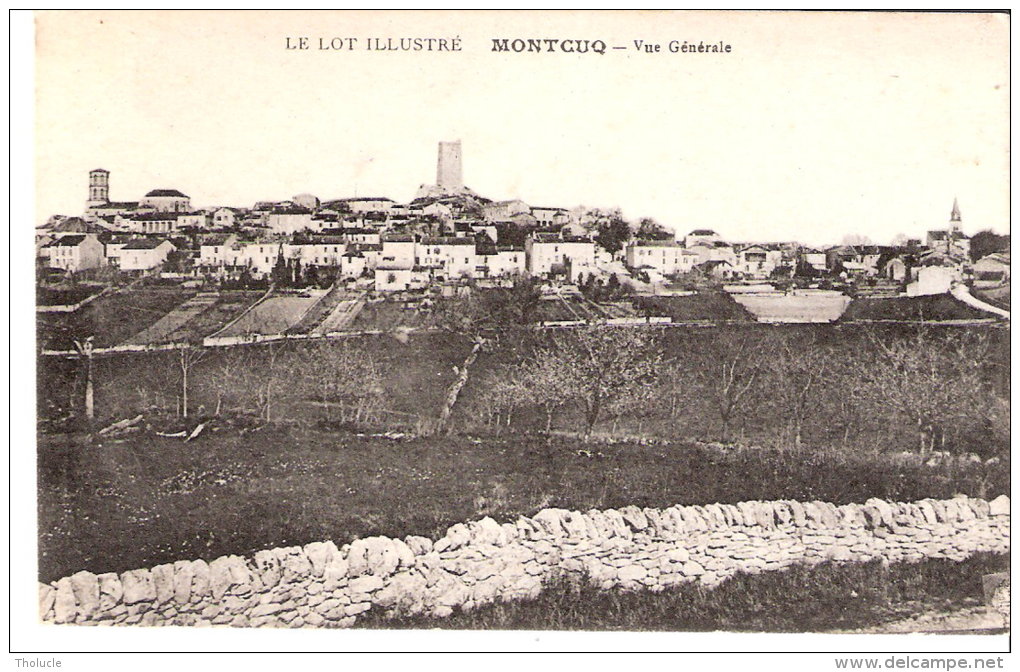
[87,168,110,207]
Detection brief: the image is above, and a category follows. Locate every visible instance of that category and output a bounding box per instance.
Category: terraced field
[534,296,599,323]
[37,285,105,307]
[730,290,851,323]
[840,293,993,323]
[120,291,267,345]
[312,294,366,334]
[122,293,222,345]
[349,299,428,332]
[286,286,366,335]
[164,291,265,342]
[631,292,755,322]
[591,301,639,319]
[975,284,1010,312]
[286,286,347,334]
[36,288,196,350]
[212,293,322,337]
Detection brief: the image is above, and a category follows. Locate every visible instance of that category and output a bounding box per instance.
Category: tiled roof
[632,239,681,247]
[145,189,189,198]
[50,217,104,233]
[270,207,312,215]
[132,212,178,221]
[421,236,475,246]
[93,201,139,209]
[330,197,394,203]
[122,238,171,250]
[44,235,88,247]
[978,252,1010,265]
[200,235,234,246]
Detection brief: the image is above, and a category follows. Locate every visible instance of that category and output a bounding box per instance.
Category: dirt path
[837,605,1007,635]
[952,283,1011,320]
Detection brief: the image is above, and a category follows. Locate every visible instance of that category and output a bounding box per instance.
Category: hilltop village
[34,142,1012,635]
[37,142,1009,321]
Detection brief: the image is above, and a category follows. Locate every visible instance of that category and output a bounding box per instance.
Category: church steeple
[950,197,961,224]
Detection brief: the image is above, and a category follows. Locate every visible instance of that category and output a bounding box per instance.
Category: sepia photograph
[13,8,1011,661]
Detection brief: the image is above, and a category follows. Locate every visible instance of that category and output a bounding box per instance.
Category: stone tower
[87,168,110,207]
[436,141,463,191]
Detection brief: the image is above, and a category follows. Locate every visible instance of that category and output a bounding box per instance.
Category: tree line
[470,324,1007,456]
[42,314,1007,458]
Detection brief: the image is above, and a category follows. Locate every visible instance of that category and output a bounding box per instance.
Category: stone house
[266,207,313,235]
[525,233,596,280]
[417,237,477,280]
[119,238,176,271]
[41,234,105,272]
[626,240,698,276]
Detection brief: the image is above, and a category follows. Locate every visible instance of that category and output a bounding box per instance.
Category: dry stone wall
[39,494,1010,627]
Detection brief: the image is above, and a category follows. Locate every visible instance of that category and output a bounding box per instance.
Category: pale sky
[33,10,1009,245]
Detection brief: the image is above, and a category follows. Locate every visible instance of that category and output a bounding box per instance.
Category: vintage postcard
[14,9,1011,661]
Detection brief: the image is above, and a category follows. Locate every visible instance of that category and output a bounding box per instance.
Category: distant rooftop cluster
[37,142,1006,294]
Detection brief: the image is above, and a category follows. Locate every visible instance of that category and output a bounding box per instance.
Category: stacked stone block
[38,494,1010,627]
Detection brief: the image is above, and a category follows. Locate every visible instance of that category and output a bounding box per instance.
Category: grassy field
[37,425,1009,583]
[356,553,1009,632]
[37,285,105,307]
[350,298,429,331]
[631,291,754,322]
[36,288,196,350]
[214,293,321,337]
[122,293,222,345]
[975,284,1010,312]
[33,283,1012,633]
[533,297,595,322]
[37,331,472,427]
[161,291,265,342]
[287,286,347,334]
[840,294,994,322]
[729,291,850,323]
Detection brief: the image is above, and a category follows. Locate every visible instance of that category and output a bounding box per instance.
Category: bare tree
[526,323,662,441]
[427,278,540,435]
[204,346,250,416]
[868,328,992,455]
[475,367,525,431]
[298,339,385,423]
[691,329,773,442]
[234,341,286,422]
[71,337,96,422]
[765,337,829,448]
[506,356,574,433]
[177,344,208,418]
[826,351,872,448]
